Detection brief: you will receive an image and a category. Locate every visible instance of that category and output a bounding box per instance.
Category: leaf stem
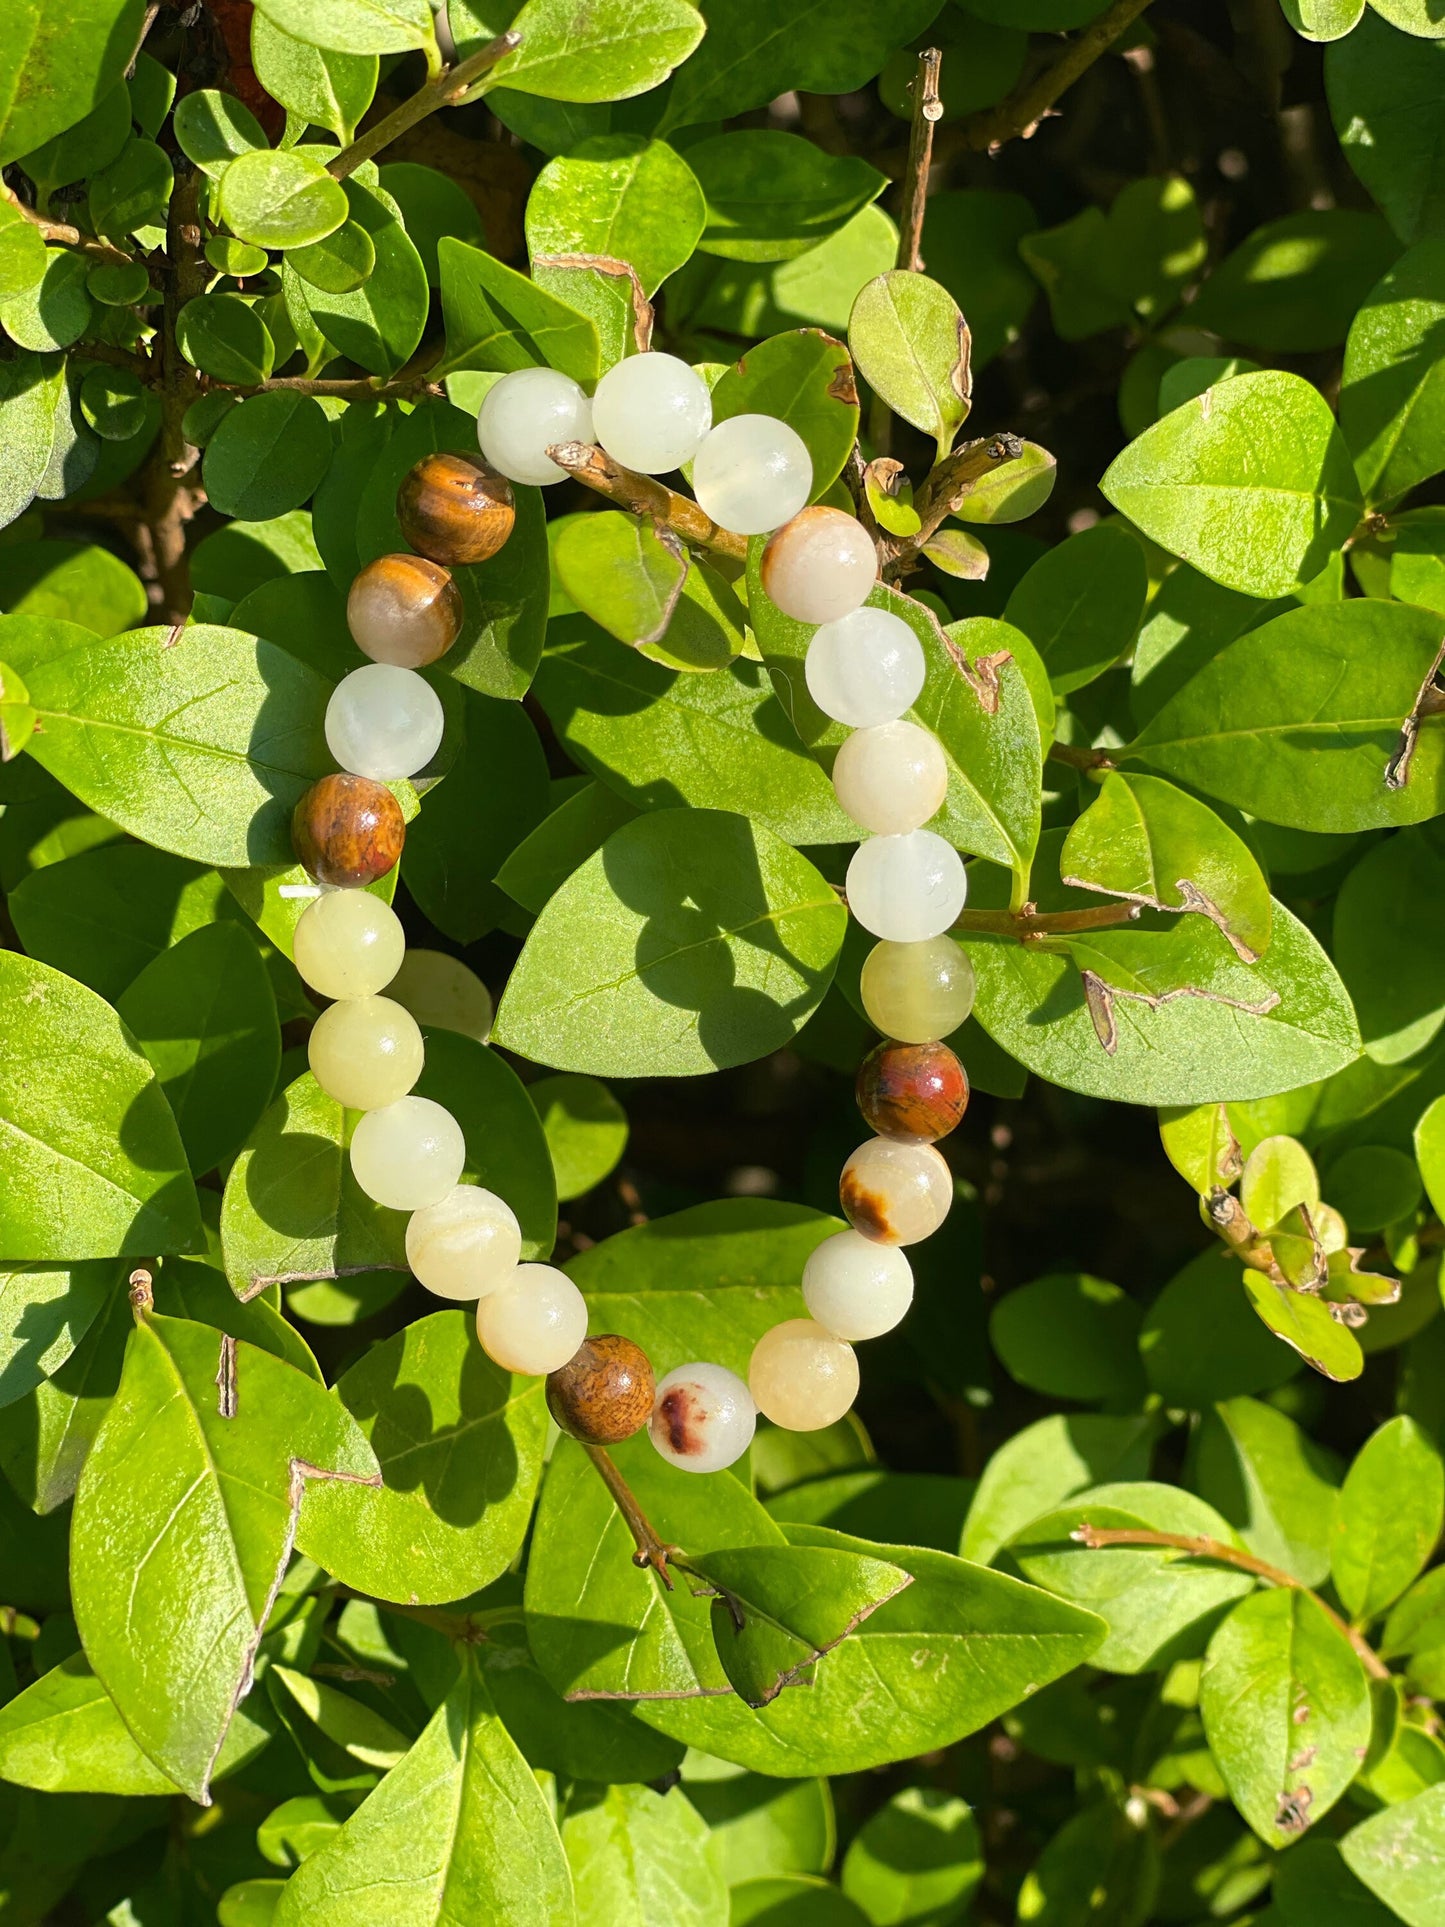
[327,30,522,181]
[953,901,1142,940]
[1048,740,1117,773]
[895,46,943,275]
[545,441,748,562]
[955,0,1156,153]
[0,183,135,267]
[583,1444,681,1590]
[219,354,445,403]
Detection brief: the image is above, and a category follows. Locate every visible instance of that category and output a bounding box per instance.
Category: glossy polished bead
[350,1095,465,1210]
[859,936,976,1044]
[761,507,877,624]
[846,830,967,942]
[748,1319,859,1432]
[347,554,463,669]
[801,1230,913,1341]
[857,1039,969,1142]
[691,414,812,535]
[293,774,405,888]
[839,1136,953,1246]
[308,995,424,1111]
[326,663,445,782]
[805,608,925,727]
[832,721,947,835]
[546,1334,655,1443]
[293,889,405,1000]
[477,367,594,486]
[396,450,515,566]
[648,1362,756,1474]
[476,1264,589,1375]
[591,352,712,474]
[405,1183,521,1301]
[387,948,493,1042]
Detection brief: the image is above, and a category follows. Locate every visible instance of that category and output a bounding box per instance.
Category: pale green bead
[859,936,976,1044]
[349,1096,465,1210]
[308,995,424,1111]
[293,890,406,1000]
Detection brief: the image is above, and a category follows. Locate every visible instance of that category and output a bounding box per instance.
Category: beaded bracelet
[286,349,976,1482]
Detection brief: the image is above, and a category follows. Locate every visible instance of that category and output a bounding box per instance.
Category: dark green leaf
[840,1786,981,1927]
[1015,1800,1159,1927]
[379,163,484,285]
[1194,1395,1340,1586]
[990,1274,1146,1404]
[1139,1248,1302,1407]
[1331,1416,1444,1621]
[1004,523,1147,696]
[495,777,639,913]
[922,188,1037,368]
[1340,238,1445,505]
[1189,210,1399,350]
[438,235,599,384]
[1334,829,1445,1064]
[690,132,886,264]
[204,392,334,521]
[528,1073,628,1201]
[1328,15,1445,242]
[286,174,426,377]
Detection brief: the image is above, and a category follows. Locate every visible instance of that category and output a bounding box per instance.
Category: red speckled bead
[292,773,405,888]
[545,1334,655,1444]
[856,1039,969,1143]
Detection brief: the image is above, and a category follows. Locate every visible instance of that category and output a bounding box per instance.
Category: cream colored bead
[760,506,877,624]
[648,1362,756,1473]
[748,1318,859,1431]
[350,1096,466,1211]
[406,1184,521,1301]
[387,948,493,1042]
[293,890,406,1001]
[308,995,424,1111]
[475,1264,588,1375]
[801,1230,913,1340]
[845,830,967,943]
[840,1136,953,1246]
[832,722,948,835]
[859,936,976,1043]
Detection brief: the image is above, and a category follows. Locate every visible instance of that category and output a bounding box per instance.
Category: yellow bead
[308,995,424,1111]
[476,1264,588,1375]
[748,1319,859,1431]
[293,890,406,1000]
[859,936,976,1044]
[406,1184,521,1301]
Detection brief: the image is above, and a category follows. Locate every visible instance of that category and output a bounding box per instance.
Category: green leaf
[173,88,267,176]
[380,163,484,286]
[1416,1092,1445,1222]
[962,1412,1160,1566]
[251,0,436,55]
[683,1761,832,1883]
[1015,1800,1159,1927]
[273,1652,573,1925]
[709,328,860,501]
[950,441,1057,525]
[72,1311,378,1802]
[1123,600,1445,831]
[689,131,886,264]
[461,0,702,102]
[0,0,145,166]
[493,809,846,1077]
[1325,1142,1422,1231]
[560,1782,724,1927]
[1194,1395,1340,1587]
[1372,0,1445,35]
[1189,210,1399,351]
[0,247,92,352]
[1340,239,1445,505]
[0,1256,115,1411]
[1242,1267,1365,1381]
[1199,1587,1371,1845]
[989,1274,1146,1404]
[438,235,599,383]
[177,295,276,385]
[0,198,47,304]
[553,511,689,650]
[1100,370,1362,598]
[731,1878,868,1926]
[526,135,704,294]
[767,1469,974,1555]
[921,188,1037,370]
[848,271,970,461]
[267,1664,410,1786]
[216,146,349,250]
[19,81,132,199]
[205,391,334,523]
[286,175,427,377]
[1061,772,1273,963]
[1004,523,1147,696]
[1019,207,1134,342]
[79,367,148,445]
[1286,0,1366,36]
[0,536,146,636]
[1331,1417,1445,1622]
[1341,1784,1445,1925]
[1273,1839,1397,1927]
[1240,1134,1319,1232]
[670,204,898,341]
[1334,829,1445,1064]
[529,1073,628,1201]
[496,777,638,913]
[0,353,64,530]
[0,656,35,759]
[0,1275,131,1513]
[840,1787,982,1927]
[87,134,171,236]
[1328,16,1445,242]
[289,219,377,294]
[251,14,377,142]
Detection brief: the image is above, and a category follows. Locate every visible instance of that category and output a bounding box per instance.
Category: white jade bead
[406,1184,521,1301]
[475,1263,588,1375]
[859,935,976,1043]
[805,608,925,727]
[477,367,594,486]
[293,890,405,1000]
[691,414,812,535]
[350,1095,466,1211]
[840,1136,953,1246]
[308,995,424,1111]
[326,664,445,782]
[846,830,967,942]
[832,721,948,835]
[801,1230,914,1341]
[761,507,877,624]
[649,1362,757,1473]
[748,1319,859,1432]
[388,948,493,1042]
[591,352,712,475]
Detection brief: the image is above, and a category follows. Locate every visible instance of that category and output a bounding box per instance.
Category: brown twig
[0,184,135,267]
[546,441,748,562]
[583,1444,681,1589]
[1073,1524,1391,1680]
[1202,1187,1281,1276]
[1048,740,1117,772]
[955,0,1156,152]
[217,355,445,402]
[887,433,1026,575]
[954,901,1142,941]
[136,158,208,619]
[896,47,943,274]
[328,30,522,181]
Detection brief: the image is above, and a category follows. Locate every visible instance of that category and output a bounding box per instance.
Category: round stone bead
[476,1264,589,1376]
[748,1319,859,1432]
[405,1183,521,1301]
[801,1230,913,1341]
[804,608,925,727]
[840,1136,953,1246]
[859,935,976,1044]
[546,1335,655,1444]
[293,889,405,1000]
[856,1039,969,1143]
[760,507,877,624]
[308,994,424,1111]
[347,554,463,669]
[832,720,947,835]
[350,1095,466,1211]
[396,450,515,566]
[477,367,594,486]
[691,414,812,535]
[326,663,445,782]
[648,1362,756,1474]
[292,774,405,888]
[591,352,712,475]
[388,949,493,1042]
[846,830,967,942]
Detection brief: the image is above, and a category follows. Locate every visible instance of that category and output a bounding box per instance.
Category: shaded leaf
[1331,1417,1444,1622]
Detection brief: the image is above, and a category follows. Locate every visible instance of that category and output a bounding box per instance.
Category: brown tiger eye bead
[292,774,405,888]
[545,1334,655,1445]
[347,553,464,669]
[856,1039,969,1143]
[396,451,516,567]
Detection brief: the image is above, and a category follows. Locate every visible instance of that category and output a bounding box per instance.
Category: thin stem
[583,1444,680,1589]
[546,441,748,562]
[218,355,444,402]
[953,901,1142,940]
[955,0,1156,153]
[1202,1187,1287,1279]
[895,46,943,275]
[1073,1525,1391,1680]
[327,30,522,181]
[889,433,1025,573]
[1048,740,1117,772]
[1,184,134,267]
